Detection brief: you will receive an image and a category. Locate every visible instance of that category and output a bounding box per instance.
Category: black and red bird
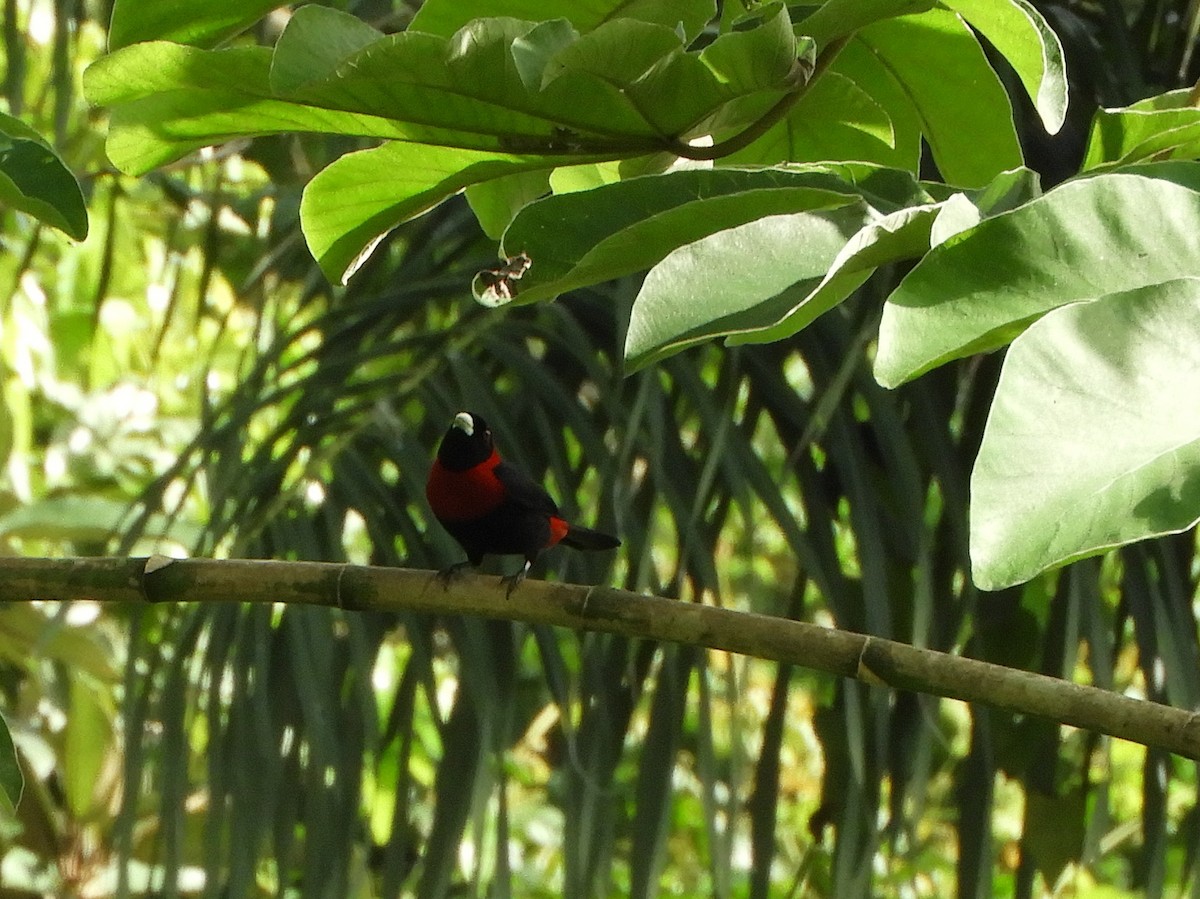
[426,411,620,596]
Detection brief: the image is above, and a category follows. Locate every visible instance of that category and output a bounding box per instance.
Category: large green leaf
[108,0,283,50]
[817,39,923,172]
[83,44,426,174]
[624,183,1017,365]
[970,278,1200,590]
[723,71,897,167]
[1081,89,1200,171]
[618,165,1037,366]
[483,165,921,305]
[874,173,1200,387]
[858,8,1023,187]
[409,0,716,43]
[281,19,668,141]
[724,200,949,347]
[0,112,88,240]
[616,4,798,137]
[301,143,591,284]
[87,11,799,181]
[944,0,1068,134]
[624,206,872,369]
[795,0,937,49]
[267,5,384,95]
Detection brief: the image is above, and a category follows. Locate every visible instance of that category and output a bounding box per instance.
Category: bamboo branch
[5,556,1198,760]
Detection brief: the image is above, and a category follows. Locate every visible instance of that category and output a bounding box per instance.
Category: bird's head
[436,411,495,471]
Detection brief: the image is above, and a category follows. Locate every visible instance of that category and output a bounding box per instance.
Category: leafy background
[0,1,1198,898]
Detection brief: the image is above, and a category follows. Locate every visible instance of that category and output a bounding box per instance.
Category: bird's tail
[560,524,620,551]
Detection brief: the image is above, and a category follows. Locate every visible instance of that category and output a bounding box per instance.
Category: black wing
[494,460,560,516]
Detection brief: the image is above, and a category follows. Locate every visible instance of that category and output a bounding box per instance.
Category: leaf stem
[665,35,852,162]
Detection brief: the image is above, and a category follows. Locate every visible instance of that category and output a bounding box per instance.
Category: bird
[426,411,620,596]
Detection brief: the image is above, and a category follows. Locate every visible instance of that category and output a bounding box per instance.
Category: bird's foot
[499,561,533,599]
[435,560,474,590]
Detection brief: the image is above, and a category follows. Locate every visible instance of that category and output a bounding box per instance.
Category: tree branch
[7,556,1199,760]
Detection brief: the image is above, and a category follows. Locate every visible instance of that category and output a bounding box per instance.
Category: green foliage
[877,172,1200,587]
[2,0,1200,897]
[1082,89,1200,170]
[108,0,284,50]
[0,111,87,239]
[85,0,1118,584]
[0,712,22,812]
[970,280,1200,588]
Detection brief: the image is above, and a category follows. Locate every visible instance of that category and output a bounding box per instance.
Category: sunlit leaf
[109,0,283,50]
[0,495,200,547]
[945,0,1068,134]
[1081,89,1200,170]
[796,0,937,49]
[268,4,384,95]
[971,278,1200,590]
[625,205,871,369]
[724,71,896,166]
[488,165,922,305]
[858,8,1023,187]
[726,200,948,347]
[409,0,716,43]
[875,173,1200,386]
[300,142,584,283]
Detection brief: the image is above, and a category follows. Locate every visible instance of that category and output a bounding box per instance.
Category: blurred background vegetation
[1,0,1199,896]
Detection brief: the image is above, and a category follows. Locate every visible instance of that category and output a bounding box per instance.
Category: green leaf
[796,0,937,49]
[724,70,896,166]
[631,170,1019,357]
[108,0,283,49]
[0,712,21,813]
[0,495,199,547]
[465,170,552,239]
[0,112,88,240]
[621,4,798,137]
[1081,89,1200,171]
[726,198,949,347]
[541,19,685,89]
[65,674,112,819]
[512,19,580,90]
[859,8,1023,187]
[268,4,384,96]
[409,0,716,44]
[970,278,1200,590]
[274,19,661,143]
[875,174,1200,387]
[960,164,1042,216]
[84,44,406,174]
[624,204,871,369]
[283,13,797,146]
[301,142,580,284]
[699,3,797,95]
[0,606,120,682]
[487,165,898,305]
[88,13,800,180]
[944,0,1068,134]
[820,39,923,171]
